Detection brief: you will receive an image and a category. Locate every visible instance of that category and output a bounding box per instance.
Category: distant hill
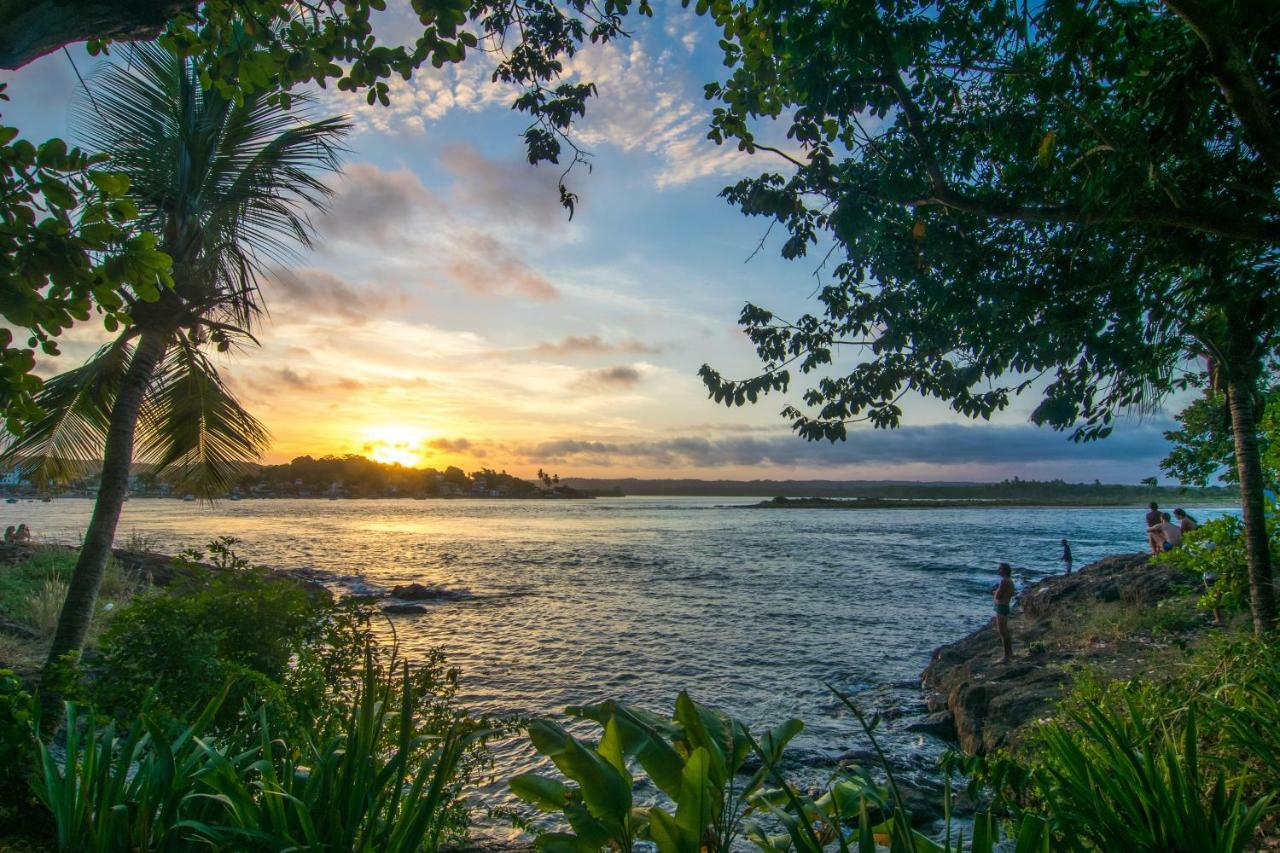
[558,477,1237,504]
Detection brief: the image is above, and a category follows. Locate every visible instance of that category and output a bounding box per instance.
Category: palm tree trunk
[1226,374,1277,634]
[41,329,168,697]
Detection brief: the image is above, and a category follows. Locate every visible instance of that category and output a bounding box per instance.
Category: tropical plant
[0,41,349,699]
[512,690,803,853]
[693,0,1280,634]
[1032,699,1269,853]
[32,648,489,852]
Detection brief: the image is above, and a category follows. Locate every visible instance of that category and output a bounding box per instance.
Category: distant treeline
[558,476,1237,504]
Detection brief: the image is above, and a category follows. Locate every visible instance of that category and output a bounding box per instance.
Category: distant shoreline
[747,495,1239,509]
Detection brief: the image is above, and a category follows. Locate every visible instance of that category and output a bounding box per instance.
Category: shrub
[92,539,338,731]
[0,669,37,830]
[1163,514,1280,616]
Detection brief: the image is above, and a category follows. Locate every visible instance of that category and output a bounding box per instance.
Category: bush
[92,538,345,732]
[1163,514,1280,616]
[0,669,37,830]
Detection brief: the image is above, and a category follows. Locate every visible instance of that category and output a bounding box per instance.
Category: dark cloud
[445,233,559,301]
[266,266,411,323]
[439,143,566,227]
[578,366,643,389]
[517,421,1177,476]
[278,368,310,389]
[428,437,473,452]
[533,335,661,356]
[320,163,436,246]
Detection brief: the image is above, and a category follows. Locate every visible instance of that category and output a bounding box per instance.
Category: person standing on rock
[991,562,1015,663]
[1060,538,1072,574]
[1145,502,1163,554]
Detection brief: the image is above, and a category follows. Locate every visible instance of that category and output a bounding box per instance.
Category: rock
[922,551,1201,755]
[391,582,446,601]
[902,710,956,740]
[0,614,36,640]
[383,603,428,615]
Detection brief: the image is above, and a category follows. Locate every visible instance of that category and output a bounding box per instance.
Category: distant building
[0,470,22,487]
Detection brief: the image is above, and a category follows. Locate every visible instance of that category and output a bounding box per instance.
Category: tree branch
[0,0,196,70]
[1163,0,1280,177]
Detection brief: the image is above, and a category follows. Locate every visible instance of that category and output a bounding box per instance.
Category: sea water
[4,496,1236,815]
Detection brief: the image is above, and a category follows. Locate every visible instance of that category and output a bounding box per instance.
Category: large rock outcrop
[920,553,1199,755]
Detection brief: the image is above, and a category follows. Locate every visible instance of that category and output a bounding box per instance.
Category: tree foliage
[1161,385,1279,488]
[696,0,1278,442]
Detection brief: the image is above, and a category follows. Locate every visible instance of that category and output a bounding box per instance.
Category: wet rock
[391,582,446,600]
[383,603,429,615]
[902,710,956,741]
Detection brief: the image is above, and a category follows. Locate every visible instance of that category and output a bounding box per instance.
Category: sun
[361,426,428,468]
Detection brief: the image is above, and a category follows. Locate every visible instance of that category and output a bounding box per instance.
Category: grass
[0,547,142,678]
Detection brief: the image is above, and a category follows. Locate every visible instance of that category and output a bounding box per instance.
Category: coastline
[915,551,1206,755]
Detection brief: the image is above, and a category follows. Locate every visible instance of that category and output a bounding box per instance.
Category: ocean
[3,495,1235,819]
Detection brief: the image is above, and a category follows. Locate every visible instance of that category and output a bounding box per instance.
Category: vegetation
[1161,384,1279,488]
[959,633,1280,852]
[245,455,544,498]
[694,0,1280,633]
[0,41,349,706]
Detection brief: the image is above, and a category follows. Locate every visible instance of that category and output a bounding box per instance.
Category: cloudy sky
[0,3,1191,483]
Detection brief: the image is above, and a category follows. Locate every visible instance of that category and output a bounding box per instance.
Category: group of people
[1145,502,1197,554]
[3,524,31,544]
[990,502,1203,663]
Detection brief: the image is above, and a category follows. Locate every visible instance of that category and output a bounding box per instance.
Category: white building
[0,471,22,487]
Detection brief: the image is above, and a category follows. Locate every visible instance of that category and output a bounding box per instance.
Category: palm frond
[133,337,270,500]
[0,340,134,486]
[73,41,350,330]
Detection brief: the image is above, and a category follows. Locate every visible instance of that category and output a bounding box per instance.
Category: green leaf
[88,170,130,196]
[510,773,571,811]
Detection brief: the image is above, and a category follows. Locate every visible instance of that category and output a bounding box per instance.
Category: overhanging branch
[0,0,196,70]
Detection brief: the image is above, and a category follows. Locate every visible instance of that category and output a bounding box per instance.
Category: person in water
[1174,508,1198,534]
[1145,502,1163,555]
[991,562,1015,663]
[1060,538,1073,574]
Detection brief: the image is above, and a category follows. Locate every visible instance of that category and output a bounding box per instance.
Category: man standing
[1061,538,1073,574]
[1145,502,1163,555]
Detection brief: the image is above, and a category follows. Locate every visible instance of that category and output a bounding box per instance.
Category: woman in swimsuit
[992,562,1015,663]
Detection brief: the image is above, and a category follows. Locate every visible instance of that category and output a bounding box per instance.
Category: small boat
[41,497,51,503]
[4,497,16,504]
[229,494,242,501]
[183,494,196,502]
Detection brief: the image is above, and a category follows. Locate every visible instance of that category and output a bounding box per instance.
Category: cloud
[266,266,414,323]
[313,162,563,303]
[444,233,560,301]
[577,365,643,389]
[325,51,513,137]
[439,143,566,227]
[512,421,1178,470]
[533,335,661,356]
[562,40,756,187]
[427,437,473,452]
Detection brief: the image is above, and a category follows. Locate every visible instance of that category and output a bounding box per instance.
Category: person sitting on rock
[1174,508,1198,534]
[1148,513,1181,551]
[2,526,13,544]
[14,524,31,544]
[1145,502,1163,554]
[991,562,1015,664]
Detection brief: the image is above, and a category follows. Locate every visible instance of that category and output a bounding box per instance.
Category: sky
[0,3,1195,484]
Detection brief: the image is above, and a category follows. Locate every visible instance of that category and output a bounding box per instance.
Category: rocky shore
[918,552,1203,755]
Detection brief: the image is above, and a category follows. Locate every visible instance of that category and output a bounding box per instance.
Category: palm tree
[1,40,349,688]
